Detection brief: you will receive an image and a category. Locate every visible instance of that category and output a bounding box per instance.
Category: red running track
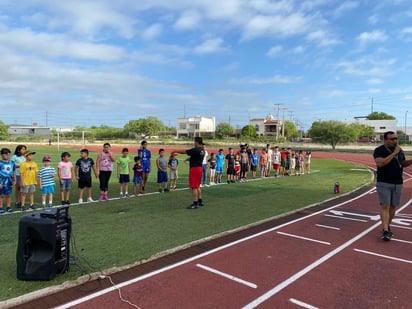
[56,153,412,309]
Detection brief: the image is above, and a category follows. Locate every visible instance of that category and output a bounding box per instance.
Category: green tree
[308,120,356,149]
[91,125,125,139]
[124,116,166,137]
[348,123,375,140]
[0,121,9,140]
[283,120,299,139]
[241,125,256,137]
[367,112,396,120]
[215,122,234,139]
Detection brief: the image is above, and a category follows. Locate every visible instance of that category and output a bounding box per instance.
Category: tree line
[0,111,398,149]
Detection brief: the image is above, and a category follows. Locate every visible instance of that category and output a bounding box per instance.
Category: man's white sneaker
[78,198,83,204]
[87,197,94,202]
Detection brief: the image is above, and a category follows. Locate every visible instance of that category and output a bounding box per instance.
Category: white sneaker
[78,198,83,204]
[87,197,94,202]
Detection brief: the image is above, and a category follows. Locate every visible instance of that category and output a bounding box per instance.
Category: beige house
[250,114,283,137]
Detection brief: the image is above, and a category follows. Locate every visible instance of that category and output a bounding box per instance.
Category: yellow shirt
[20,161,39,186]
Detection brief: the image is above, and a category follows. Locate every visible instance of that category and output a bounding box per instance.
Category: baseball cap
[0,148,11,155]
[24,150,36,157]
[42,155,51,162]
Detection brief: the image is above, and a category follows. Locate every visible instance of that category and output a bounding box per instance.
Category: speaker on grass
[16,205,71,281]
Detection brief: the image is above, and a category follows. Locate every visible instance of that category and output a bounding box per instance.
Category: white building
[177,116,216,138]
[8,124,51,137]
[250,114,283,137]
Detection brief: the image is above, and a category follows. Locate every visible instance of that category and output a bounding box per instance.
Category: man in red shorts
[175,136,205,209]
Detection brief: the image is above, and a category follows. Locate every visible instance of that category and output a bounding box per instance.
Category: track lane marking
[55,188,377,309]
[391,225,412,230]
[289,298,319,309]
[354,249,412,264]
[276,232,331,245]
[196,264,257,289]
[324,214,367,222]
[391,238,412,245]
[242,198,412,309]
[315,224,340,230]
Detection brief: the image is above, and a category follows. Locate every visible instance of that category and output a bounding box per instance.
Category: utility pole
[371,98,374,114]
[274,103,282,140]
[281,107,287,138]
[45,111,48,127]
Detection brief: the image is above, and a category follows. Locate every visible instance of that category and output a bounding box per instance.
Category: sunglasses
[388,137,398,140]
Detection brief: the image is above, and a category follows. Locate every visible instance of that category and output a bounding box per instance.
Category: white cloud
[141,23,163,40]
[174,10,202,30]
[292,46,305,54]
[306,30,341,47]
[366,78,384,85]
[266,45,283,57]
[337,57,397,77]
[43,1,137,39]
[333,1,359,18]
[357,30,388,45]
[232,74,303,85]
[242,13,312,40]
[368,15,379,25]
[0,26,125,61]
[193,38,228,54]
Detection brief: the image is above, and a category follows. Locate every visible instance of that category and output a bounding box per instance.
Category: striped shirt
[38,166,57,187]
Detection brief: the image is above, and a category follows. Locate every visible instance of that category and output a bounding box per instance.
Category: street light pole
[405,110,408,143]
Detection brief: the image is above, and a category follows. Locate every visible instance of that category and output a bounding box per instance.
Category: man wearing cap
[175,136,205,209]
[20,150,38,211]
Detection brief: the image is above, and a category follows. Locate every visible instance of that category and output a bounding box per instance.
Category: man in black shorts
[373,131,412,240]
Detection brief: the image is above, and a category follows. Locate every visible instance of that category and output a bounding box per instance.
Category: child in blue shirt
[0,148,16,214]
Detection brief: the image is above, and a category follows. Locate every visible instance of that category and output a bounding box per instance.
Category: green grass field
[0,146,373,301]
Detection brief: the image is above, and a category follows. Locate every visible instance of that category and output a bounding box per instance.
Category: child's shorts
[133,176,142,184]
[169,169,178,180]
[119,174,130,184]
[60,179,72,190]
[157,171,168,183]
[21,185,36,193]
[41,185,55,194]
[0,185,12,195]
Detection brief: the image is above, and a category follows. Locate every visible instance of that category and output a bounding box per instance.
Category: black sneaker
[187,203,199,209]
[164,188,169,192]
[29,204,36,210]
[198,202,204,206]
[382,230,393,241]
[66,200,71,205]
[61,201,67,205]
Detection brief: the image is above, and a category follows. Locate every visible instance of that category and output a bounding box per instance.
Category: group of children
[0,142,312,214]
[203,145,312,185]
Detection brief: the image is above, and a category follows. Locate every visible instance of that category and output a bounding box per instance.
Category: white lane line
[315,224,340,230]
[391,225,412,230]
[396,213,412,218]
[324,214,367,222]
[277,231,331,246]
[55,188,376,309]
[196,264,257,289]
[242,198,412,309]
[391,238,412,245]
[289,298,319,309]
[354,249,412,264]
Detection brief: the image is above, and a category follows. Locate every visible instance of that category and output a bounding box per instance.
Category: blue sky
[1,0,412,130]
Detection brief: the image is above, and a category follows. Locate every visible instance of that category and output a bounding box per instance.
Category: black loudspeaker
[16,206,71,281]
